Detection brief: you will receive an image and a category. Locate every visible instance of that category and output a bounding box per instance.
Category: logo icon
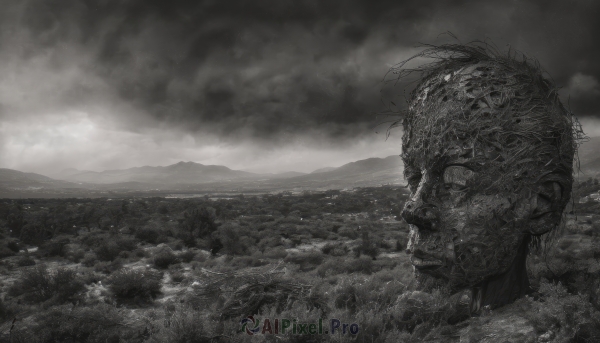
[240,316,261,335]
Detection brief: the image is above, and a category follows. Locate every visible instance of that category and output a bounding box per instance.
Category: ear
[528,181,564,235]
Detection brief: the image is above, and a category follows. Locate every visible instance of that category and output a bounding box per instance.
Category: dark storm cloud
[2,0,600,175]
[6,0,600,139]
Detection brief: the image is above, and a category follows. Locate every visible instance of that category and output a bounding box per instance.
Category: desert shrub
[173,241,184,250]
[67,248,86,263]
[115,237,138,251]
[16,255,36,266]
[133,248,148,258]
[257,235,282,252]
[317,257,374,277]
[94,242,121,262]
[135,227,160,244]
[80,271,105,285]
[177,249,196,263]
[263,246,288,259]
[179,206,218,239]
[338,227,359,239]
[347,257,375,274]
[526,280,600,341]
[0,244,16,258]
[147,306,214,343]
[333,283,371,314]
[170,270,186,283]
[216,224,252,256]
[158,204,169,215]
[0,298,17,322]
[154,250,179,269]
[106,268,162,303]
[177,231,197,248]
[389,290,453,334]
[9,265,84,304]
[118,250,130,259]
[309,226,329,239]
[38,238,70,257]
[89,237,136,263]
[284,251,324,271]
[13,304,129,343]
[353,232,380,259]
[230,256,269,268]
[80,232,109,248]
[321,243,348,256]
[94,259,123,274]
[7,240,20,252]
[82,252,98,267]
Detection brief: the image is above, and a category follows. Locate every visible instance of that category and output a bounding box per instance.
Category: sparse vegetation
[0,184,599,341]
[8,265,85,304]
[106,268,163,304]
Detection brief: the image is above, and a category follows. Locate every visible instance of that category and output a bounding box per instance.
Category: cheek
[441,195,513,235]
[441,195,525,282]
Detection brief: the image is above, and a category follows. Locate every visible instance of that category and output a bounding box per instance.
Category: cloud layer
[1,0,600,175]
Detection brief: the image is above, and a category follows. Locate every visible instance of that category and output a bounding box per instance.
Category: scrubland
[1,183,600,342]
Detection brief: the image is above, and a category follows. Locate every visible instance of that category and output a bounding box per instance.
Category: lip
[410,256,443,269]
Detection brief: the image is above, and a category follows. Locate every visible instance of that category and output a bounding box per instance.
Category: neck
[470,236,531,314]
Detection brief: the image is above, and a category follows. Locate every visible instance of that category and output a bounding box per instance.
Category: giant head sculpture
[394,44,580,312]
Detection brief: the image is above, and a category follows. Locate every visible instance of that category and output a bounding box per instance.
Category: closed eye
[443,165,474,192]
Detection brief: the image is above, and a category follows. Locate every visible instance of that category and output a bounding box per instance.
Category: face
[401,135,530,288]
[400,80,567,289]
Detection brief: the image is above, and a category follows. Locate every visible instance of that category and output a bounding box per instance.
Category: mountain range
[0,155,403,197]
[2,136,599,198]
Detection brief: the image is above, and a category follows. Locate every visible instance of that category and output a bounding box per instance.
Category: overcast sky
[1,0,599,175]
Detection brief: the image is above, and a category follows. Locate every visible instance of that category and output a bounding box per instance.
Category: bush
[321,243,348,256]
[154,250,179,269]
[94,242,121,262]
[67,248,86,263]
[263,246,288,259]
[7,240,20,252]
[178,250,196,263]
[151,306,214,343]
[135,227,160,244]
[82,252,98,267]
[9,265,84,304]
[284,252,324,271]
[0,244,16,258]
[170,270,186,283]
[317,257,374,277]
[38,238,70,257]
[230,256,269,268]
[353,232,380,260]
[12,304,128,343]
[217,224,251,256]
[94,259,124,274]
[107,268,162,303]
[0,298,17,322]
[16,255,36,266]
[115,237,138,251]
[334,283,369,314]
[338,227,359,239]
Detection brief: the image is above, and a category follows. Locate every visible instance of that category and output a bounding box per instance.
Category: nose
[401,173,439,231]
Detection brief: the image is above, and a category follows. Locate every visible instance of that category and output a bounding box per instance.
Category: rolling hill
[58,161,261,184]
[0,155,404,197]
